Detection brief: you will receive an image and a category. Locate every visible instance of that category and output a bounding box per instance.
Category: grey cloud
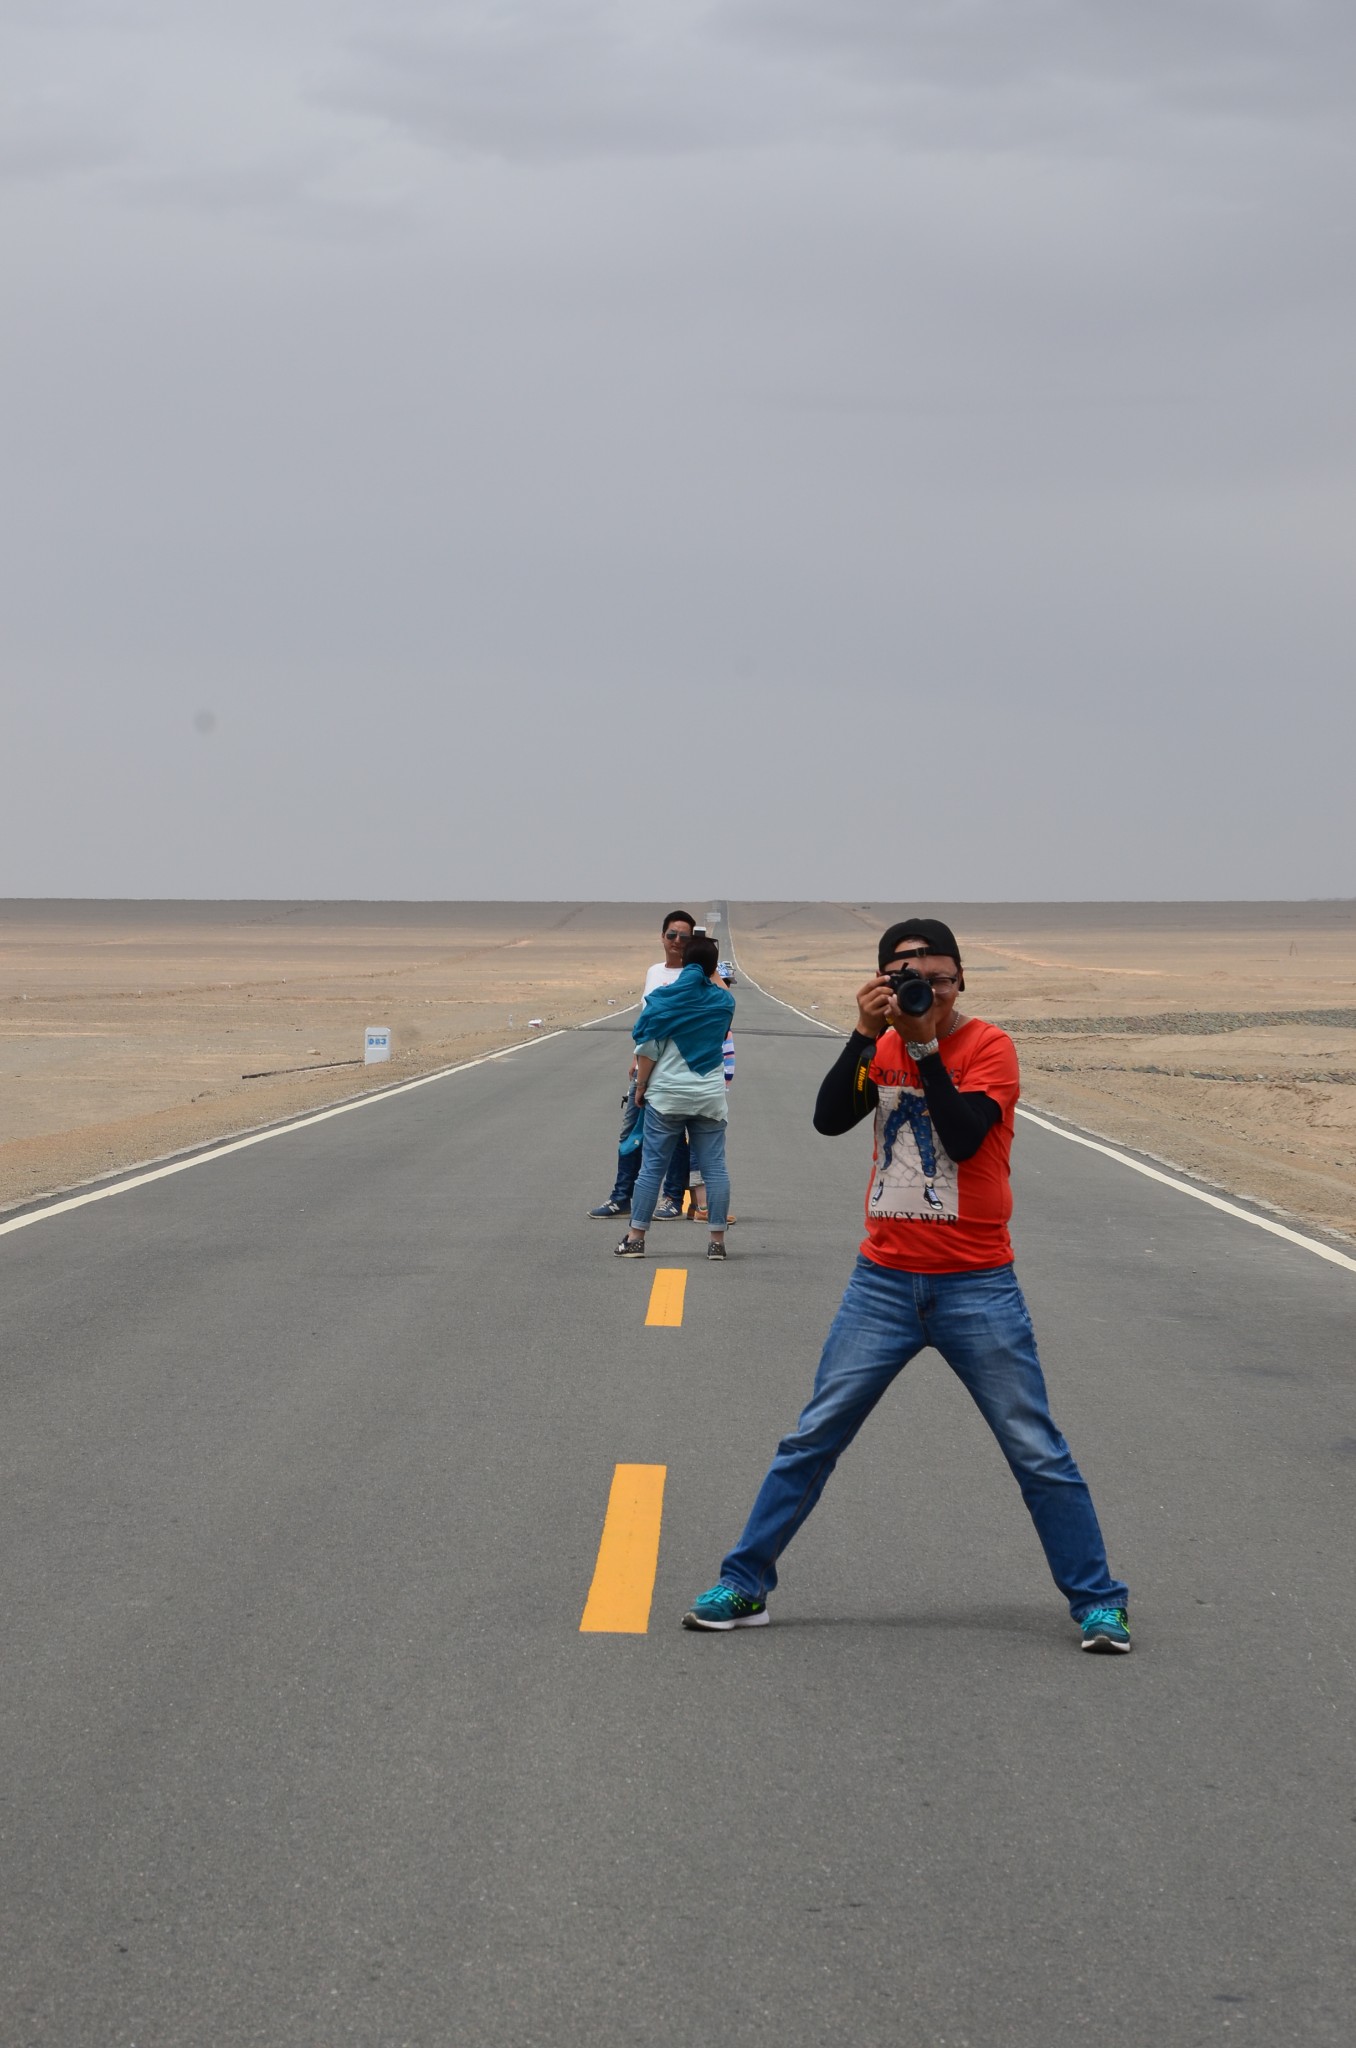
[125,153,338,216]
[2,2,377,213]
[117,149,421,244]
[326,0,1356,167]
[1,0,1352,898]
[326,0,773,162]
[0,124,126,183]
[727,0,1356,124]
[0,81,129,185]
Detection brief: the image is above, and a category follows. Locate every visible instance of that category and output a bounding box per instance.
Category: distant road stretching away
[3,962,1354,2045]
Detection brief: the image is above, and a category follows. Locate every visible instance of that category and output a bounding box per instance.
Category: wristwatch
[908,1036,940,1061]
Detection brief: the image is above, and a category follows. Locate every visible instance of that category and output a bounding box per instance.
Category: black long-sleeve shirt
[813,1031,1001,1163]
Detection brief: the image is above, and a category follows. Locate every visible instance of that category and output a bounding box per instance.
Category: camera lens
[889,967,935,1017]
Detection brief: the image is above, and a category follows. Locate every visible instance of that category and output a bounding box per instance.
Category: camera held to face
[885,962,936,1019]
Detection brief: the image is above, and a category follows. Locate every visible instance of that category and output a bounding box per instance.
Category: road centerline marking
[579,1464,667,1634]
[644,1268,687,1326]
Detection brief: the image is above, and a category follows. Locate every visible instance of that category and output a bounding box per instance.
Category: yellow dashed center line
[644,1267,687,1327]
[581,1271,683,1633]
[579,1463,667,1633]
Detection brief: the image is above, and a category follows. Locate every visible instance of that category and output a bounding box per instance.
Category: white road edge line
[0,1002,639,1242]
[1011,1109,1356,1272]
[729,962,842,1033]
[725,922,1356,1277]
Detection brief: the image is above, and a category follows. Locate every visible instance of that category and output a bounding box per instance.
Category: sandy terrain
[0,901,675,1212]
[6,898,1355,1246]
[730,901,1356,1246]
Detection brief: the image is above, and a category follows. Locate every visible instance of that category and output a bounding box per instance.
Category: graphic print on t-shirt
[868,1085,959,1223]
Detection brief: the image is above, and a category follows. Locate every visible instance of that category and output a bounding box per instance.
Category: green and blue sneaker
[682,1584,770,1631]
[1079,1607,1131,1653]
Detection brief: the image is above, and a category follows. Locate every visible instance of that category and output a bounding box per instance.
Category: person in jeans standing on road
[589,911,697,1221]
[615,935,735,1264]
[682,916,1131,1651]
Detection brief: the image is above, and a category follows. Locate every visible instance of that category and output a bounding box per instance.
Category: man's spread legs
[924,1265,1129,1622]
[717,1256,924,1601]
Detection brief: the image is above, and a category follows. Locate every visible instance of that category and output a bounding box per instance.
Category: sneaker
[706,1237,727,1261]
[589,1199,629,1217]
[653,1197,684,1220]
[614,1235,646,1258]
[682,1584,769,1631]
[1079,1607,1131,1653]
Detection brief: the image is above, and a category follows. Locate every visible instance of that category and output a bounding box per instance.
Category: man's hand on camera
[857,973,945,1046]
[854,974,896,1038]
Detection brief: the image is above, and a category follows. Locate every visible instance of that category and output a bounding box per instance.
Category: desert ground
[731,900,1356,1245]
[0,901,668,1212]
[4,899,1354,1245]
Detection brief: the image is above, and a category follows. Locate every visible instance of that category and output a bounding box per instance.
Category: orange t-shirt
[860,1019,1020,1274]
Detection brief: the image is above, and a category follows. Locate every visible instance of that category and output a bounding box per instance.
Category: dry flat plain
[3,899,1355,1246]
[0,901,666,1212]
[732,900,1356,1244]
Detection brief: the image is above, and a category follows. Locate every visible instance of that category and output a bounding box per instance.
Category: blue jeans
[608,1081,688,1206]
[721,1255,1127,1623]
[631,1106,730,1231]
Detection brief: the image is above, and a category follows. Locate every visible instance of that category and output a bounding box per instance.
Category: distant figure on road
[614,935,736,1264]
[589,912,697,1221]
[682,915,1131,1652]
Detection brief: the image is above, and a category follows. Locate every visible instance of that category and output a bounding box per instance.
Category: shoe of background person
[589,1199,629,1217]
[682,1584,769,1631]
[706,1237,727,1261]
[1079,1607,1131,1653]
[614,1235,646,1258]
[653,1197,684,1220]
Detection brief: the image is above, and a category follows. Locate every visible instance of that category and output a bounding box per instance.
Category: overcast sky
[3,1,1353,901]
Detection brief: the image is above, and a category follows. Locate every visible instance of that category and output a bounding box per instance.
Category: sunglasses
[664,929,691,941]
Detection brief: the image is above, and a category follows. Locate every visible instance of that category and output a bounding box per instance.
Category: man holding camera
[682,916,1131,1652]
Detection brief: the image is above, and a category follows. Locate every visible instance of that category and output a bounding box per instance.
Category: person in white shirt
[589,912,697,1218]
[616,936,736,1263]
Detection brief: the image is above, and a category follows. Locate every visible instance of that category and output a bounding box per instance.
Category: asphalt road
[3,964,1354,2046]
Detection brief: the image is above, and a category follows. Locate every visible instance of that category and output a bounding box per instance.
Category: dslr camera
[884,961,935,1019]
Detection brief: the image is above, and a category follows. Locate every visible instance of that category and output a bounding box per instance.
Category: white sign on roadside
[364,1027,392,1064]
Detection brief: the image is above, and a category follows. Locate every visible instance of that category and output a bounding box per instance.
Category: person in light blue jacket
[614,935,735,1264]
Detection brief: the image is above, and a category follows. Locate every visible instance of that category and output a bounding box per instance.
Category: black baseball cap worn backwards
[878,916,964,988]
